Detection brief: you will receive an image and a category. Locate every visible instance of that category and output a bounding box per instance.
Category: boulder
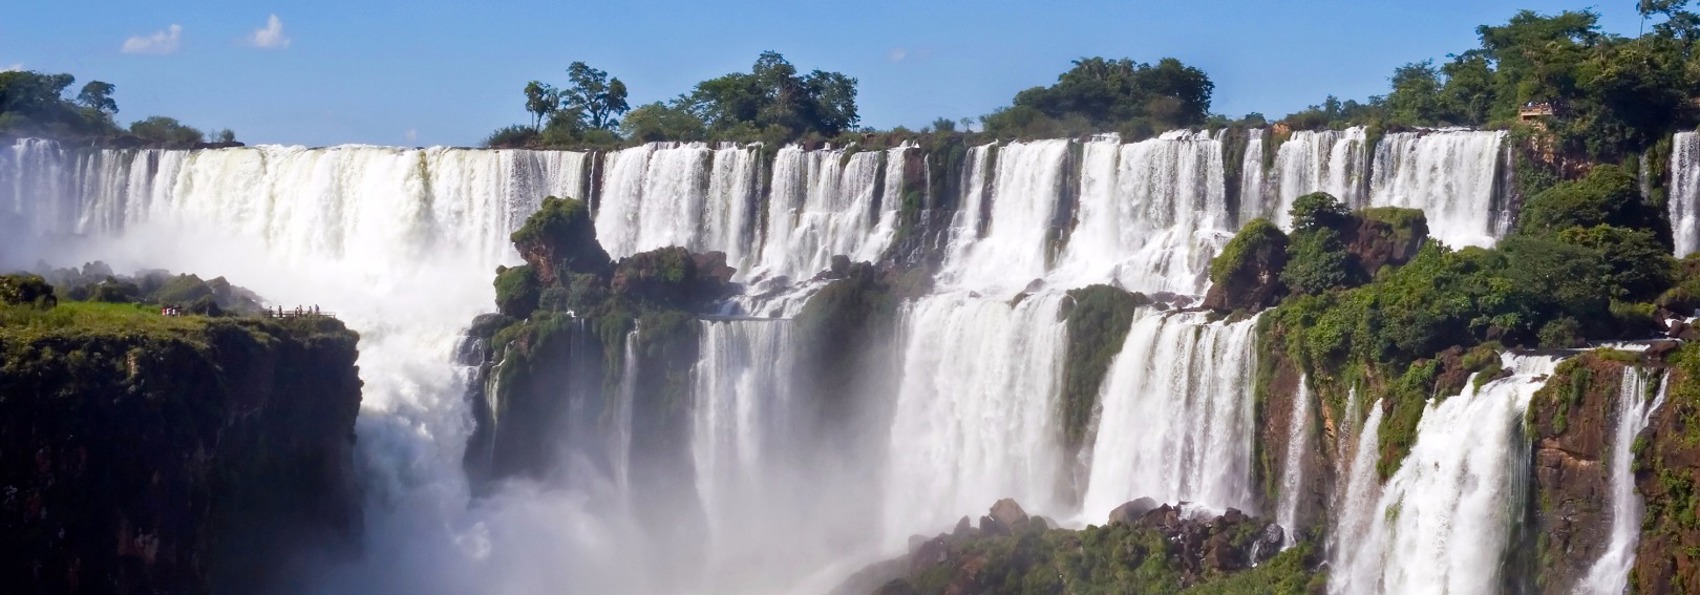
[989,498,1029,530]
[1202,218,1288,312]
[511,196,612,285]
[1108,497,1160,526]
[1347,207,1428,276]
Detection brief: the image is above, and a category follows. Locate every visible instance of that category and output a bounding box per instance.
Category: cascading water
[1669,131,1700,257]
[0,129,1557,594]
[883,293,1070,539]
[1270,127,1368,227]
[939,139,1069,294]
[1237,128,1268,228]
[1080,309,1260,519]
[0,140,643,593]
[595,142,760,270]
[752,145,901,284]
[1575,368,1669,595]
[1331,353,1559,595]
[1275,375,1314,547]
[1052,131,1234,295]
[1330,396,1385,587]
[689,319,841,592]
[1369,130,1508,248]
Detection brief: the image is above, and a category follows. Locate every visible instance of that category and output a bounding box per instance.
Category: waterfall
[1330,396,1385,591]
[751,145,899,283]
[1575,368,1669,595]
[939,140,1069,295]
[0,141,588,271]
[690,319,820,588]
[611,329,640,493]
[0,131,1551,593]
[1271,127,1368,227]
[884,293,1070,539]
[1080,309,1260,519]
[1238,128,1268,227]
[1369,130,1507,248]
[1053,130,1233,295]
[1669,132,1700,257]
[594,142,760,270]
[947,143,996,266]
[1276,375,1314,547]
[1331,353,1559,595]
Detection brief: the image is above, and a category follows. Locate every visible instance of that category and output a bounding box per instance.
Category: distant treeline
[0,70,235,147]
[488,4,1700,165]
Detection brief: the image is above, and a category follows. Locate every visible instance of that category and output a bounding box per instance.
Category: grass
[0,301,210,341]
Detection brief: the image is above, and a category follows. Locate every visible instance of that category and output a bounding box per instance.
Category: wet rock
[989,498,1028,530]
[1108,497,1159,526]
[952,515,975,538]
[1202,218,1288,312]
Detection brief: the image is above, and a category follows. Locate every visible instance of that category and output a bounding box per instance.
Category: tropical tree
[683,51,861,140]
[75,81,118,115]
[563,62,629,130]
[523,81,558,131]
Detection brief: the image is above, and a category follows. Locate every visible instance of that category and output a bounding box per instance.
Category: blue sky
[0,1,1650,147]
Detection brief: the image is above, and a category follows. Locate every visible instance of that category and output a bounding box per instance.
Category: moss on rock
[0,300,363,593]
[1203,218,1288,312]
[1059,285,1145,454]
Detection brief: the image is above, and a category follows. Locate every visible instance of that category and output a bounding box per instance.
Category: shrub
[1281,227,1350,295]
[90,279,140,303]
[483,125,539,148]
[1210,218,1289,286]
[493,265,540,318]
[1288,192,1350,232]
[0,274,56,309]
[1539,317,1585,348]
[1516,164,1667,244]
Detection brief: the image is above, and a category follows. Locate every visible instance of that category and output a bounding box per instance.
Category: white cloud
[888,48,907,62]
[248,14,291,49]
[2,63,21,72]
[122,24,182,55]
[404,129,418,143]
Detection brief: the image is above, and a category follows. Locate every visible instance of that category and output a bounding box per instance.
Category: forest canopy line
[1282,3,1700,162]
[0,70,234,147]
[6,5,1700,157]
[479,5,1700,156]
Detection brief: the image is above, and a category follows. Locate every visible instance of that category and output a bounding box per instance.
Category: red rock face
[1528,355,1624,594]
[1632,361,1700,595]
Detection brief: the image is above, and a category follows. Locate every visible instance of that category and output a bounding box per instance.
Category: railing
[263,309,337,320]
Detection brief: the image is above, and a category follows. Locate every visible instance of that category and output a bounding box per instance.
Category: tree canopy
[0,70,228,145]
[981,57,1214,139]
[1287,8,1700,162]
[681,51,861,140]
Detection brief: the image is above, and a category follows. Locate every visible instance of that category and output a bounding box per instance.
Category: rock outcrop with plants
[0,281,362,594]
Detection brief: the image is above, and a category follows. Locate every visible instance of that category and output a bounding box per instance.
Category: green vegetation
[1179,542,1321,595]
[472,194,736,482]
[1282,7,1700,163]
[505,62,630,148]
[492,52,859,148]
[0,273,56,309]
[888,515,1314,595]
[1233,156,1680,477]
[129,115,204,146]
[794,262,899,433]
[980,57,1215,139]
[0,290,361,593]
[1058,285,1145,453]
[1208,218,1287,287]
[30,264,265,315]
[0,70,230,145]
